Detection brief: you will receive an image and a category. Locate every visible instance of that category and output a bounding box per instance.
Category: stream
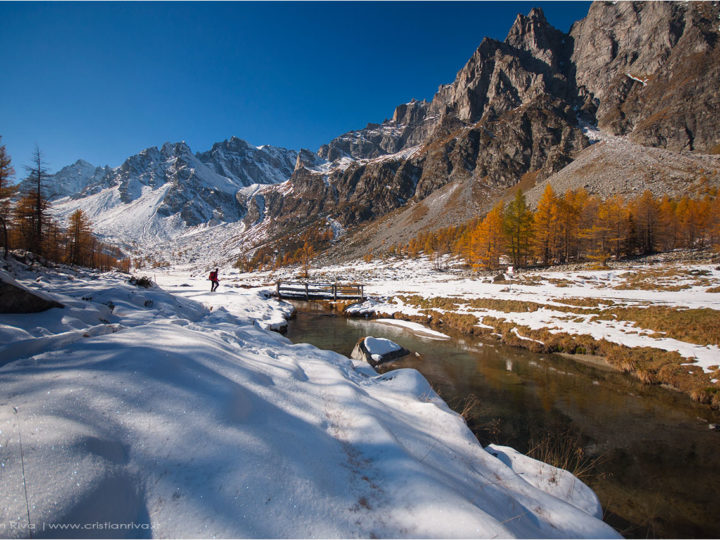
[285,302,720,538]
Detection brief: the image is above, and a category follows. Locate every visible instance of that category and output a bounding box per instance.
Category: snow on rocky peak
[47,138,299,257]
[196,136,298,187]
[21,159,110,201]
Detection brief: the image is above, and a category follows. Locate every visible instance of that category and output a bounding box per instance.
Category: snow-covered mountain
[17,159,112,201]
[197,136,298,186]
[44,1,720,267]
[48,139,298,256]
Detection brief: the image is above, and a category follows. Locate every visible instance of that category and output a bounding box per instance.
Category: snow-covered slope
[48,139,297,256]
[196,136,297,186]
[18,159,111,201]
[0,264,619,538]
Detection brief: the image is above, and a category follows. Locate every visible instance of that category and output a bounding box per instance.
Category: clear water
[285,303,720,538]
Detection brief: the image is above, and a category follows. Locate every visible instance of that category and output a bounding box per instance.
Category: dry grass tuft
[613,267,716,291]
[383,293,720,410]
[526,431,606,483]
[558,297,616,308]
[597,306,720,346]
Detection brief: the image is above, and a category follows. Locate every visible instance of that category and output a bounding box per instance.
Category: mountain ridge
[45,1,720,266]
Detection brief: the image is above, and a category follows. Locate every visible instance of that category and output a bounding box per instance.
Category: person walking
[209,268,220,292]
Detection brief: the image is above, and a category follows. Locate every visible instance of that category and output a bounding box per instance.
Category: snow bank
[324,258,720,375]
[374,318,451,340]
[0,265,618,538]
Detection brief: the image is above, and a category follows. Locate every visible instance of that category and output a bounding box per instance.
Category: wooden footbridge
[275,281,365,301]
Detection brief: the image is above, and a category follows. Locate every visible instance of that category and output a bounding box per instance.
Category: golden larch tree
[470,202,506,270]
[532,184,560,265]
[67,209,94,266]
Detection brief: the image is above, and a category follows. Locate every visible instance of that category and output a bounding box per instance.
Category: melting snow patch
[375,318,450,340]
[625,73,648,86]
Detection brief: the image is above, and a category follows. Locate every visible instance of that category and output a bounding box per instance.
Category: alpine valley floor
[0,258,618,538]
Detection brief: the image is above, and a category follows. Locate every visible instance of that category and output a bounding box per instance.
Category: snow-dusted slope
[196,136,297,186]
[51,143,239,248]
[0,265,619,538]
[48,139,297,255]
[18,159,111,201]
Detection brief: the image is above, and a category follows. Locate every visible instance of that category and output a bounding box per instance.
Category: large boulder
[351,336,409,367]
[0,272,64,313]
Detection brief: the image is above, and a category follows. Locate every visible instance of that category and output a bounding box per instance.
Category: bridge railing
[275,281,365,301]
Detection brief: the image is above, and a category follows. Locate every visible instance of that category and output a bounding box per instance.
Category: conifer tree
[603,195,630,259]
[658,195,678,251]
[0,136,16,257]
[711,195,720,252]
[299,241,314,278]
[556,189,588,263]
[532,184,560,265]
[67,209,94,266]
[503,190,533,268]
[22,146,51,255]
[471,202,506,270]
[631,190,660,255]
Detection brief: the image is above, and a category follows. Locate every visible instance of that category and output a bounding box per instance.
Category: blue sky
[0,1,590,174]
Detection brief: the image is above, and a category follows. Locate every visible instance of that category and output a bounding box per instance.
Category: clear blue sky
[0,1,590,174]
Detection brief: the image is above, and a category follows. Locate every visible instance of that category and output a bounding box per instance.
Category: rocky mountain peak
[391,99,429,125]
[505,6,570,71]
[195,137,297,187]
[160,141,192,158]
[294,149,324,172]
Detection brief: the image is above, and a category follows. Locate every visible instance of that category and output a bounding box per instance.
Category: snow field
[1,265,618,538]
[277,256,720,374]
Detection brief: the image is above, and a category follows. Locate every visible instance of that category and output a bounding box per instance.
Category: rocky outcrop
[318,99,434,161]
[0,273,64,313]
[350,336,409,367]
[570,1,720,152]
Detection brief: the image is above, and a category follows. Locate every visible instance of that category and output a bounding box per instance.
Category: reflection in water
[285,304,720,538]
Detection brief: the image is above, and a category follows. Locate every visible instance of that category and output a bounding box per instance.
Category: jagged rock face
[571,1,720,152]
[18,159,111,201]
[318,99,435,161]
[109,142,242,225]
[428,8,575,127]
[416,96,588,200]
[49,160,112,200]
[294,149,325,171]
[505,8,572,74]
[196,136,297,186]
[46,1,720,262]
[332,159,422,224]
[271,9,589,236]
[251,156,422,232]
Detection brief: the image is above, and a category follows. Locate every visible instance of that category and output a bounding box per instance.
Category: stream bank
[286,302,720,538]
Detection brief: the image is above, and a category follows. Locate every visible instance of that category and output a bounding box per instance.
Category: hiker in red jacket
[209,268,219,292]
